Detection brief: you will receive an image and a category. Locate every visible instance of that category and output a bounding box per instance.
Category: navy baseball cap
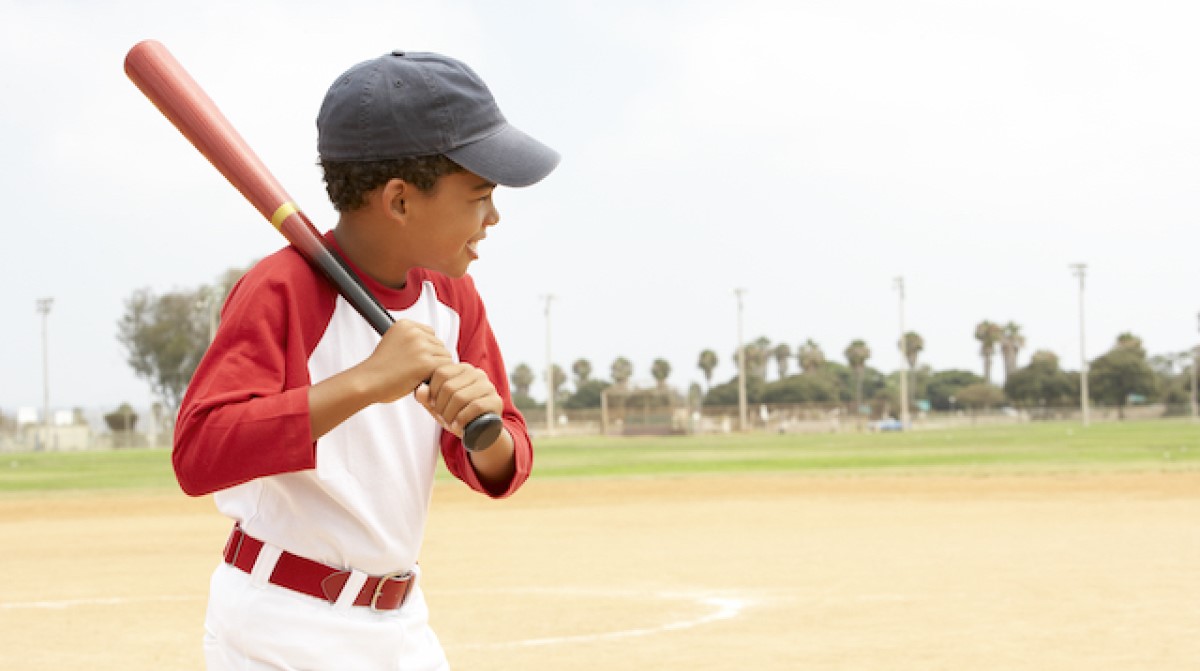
[317,50,560,187]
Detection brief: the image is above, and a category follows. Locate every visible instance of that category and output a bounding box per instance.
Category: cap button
[391,50,406,57]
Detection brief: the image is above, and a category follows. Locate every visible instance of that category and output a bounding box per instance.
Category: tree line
[116,270,1196,420]
[509,324,1192,420]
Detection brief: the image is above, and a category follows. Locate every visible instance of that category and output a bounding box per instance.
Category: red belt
[223,525,414,612]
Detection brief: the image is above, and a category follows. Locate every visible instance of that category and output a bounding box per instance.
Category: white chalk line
[1,586,754,650]
[442,587,753,649]
[0,594,201,610]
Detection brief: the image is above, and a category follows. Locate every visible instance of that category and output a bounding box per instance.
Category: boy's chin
[426,261,472,278]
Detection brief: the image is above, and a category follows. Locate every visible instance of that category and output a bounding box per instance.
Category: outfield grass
[1,420,1196,494]
[0,447,177,494]
[527,419,1200,479]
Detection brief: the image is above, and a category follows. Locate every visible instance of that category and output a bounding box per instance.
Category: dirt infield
[1,471,1197,670]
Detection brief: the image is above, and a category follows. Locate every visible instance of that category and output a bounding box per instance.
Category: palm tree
[651,358,672,390]
[697,349,718,390]
[733,341,769,381]
[844,339,871,410]
[999,322,1026,382]
[772,343,792,379]
[511,363,535,397]
[549,364,567,402]
[611,357,634,390]
[571,358,592,388]
[797,339,825,374]
[747,336,772,379]
[975,321,1003,384]
[901,331,924,370]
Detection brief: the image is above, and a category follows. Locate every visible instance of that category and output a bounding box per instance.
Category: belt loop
[223,525,245,564]
[249,544,283,588]
[332,570,369,613]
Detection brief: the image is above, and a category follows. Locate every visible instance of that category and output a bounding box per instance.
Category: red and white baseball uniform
[174,232,532,669]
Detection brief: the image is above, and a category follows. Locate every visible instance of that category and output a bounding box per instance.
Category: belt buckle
[370,570,413,612]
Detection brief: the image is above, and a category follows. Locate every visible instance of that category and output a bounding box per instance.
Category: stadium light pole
[36,297,53,450]
[542,294,555,437]
[893,277,909,429]
[195,287,219,344]
[735,288,747,432]
[1070,264,1090,427]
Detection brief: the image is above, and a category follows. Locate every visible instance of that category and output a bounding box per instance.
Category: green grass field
[530,419,1200,478]
[1,420,1197,494]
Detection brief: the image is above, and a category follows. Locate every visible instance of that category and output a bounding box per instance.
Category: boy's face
[401,170,500,278]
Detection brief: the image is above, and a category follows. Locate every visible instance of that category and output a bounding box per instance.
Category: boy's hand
[359,320,454,404]
[414,363,504,438]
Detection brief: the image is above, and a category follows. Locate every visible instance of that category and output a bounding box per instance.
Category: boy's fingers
[413,383,455,433]
[425,365,501,431]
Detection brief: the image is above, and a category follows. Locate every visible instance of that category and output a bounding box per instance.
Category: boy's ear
[380,178,410,219]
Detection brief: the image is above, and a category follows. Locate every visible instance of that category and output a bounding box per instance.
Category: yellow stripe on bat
[270,202,299,230]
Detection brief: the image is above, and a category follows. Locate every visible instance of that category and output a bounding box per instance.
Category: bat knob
[463,413,503,452]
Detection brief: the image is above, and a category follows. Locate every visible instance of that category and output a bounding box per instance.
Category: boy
[173,50,559,669]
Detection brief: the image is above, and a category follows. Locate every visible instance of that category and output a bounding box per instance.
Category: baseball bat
[124,39,502,452]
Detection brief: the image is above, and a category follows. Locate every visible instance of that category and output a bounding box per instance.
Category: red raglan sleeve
[172,249,333,496]
[435,273,533,498]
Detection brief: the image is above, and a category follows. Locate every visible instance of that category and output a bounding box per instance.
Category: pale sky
[2,0,1199,415]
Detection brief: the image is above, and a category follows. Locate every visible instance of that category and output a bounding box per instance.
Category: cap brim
[445,124,560,188]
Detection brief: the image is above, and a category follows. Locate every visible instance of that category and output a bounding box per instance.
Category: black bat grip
[310,248,503,452]
[461,412,504,453]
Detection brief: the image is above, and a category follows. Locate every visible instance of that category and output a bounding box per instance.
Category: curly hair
[319,155,464,212]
